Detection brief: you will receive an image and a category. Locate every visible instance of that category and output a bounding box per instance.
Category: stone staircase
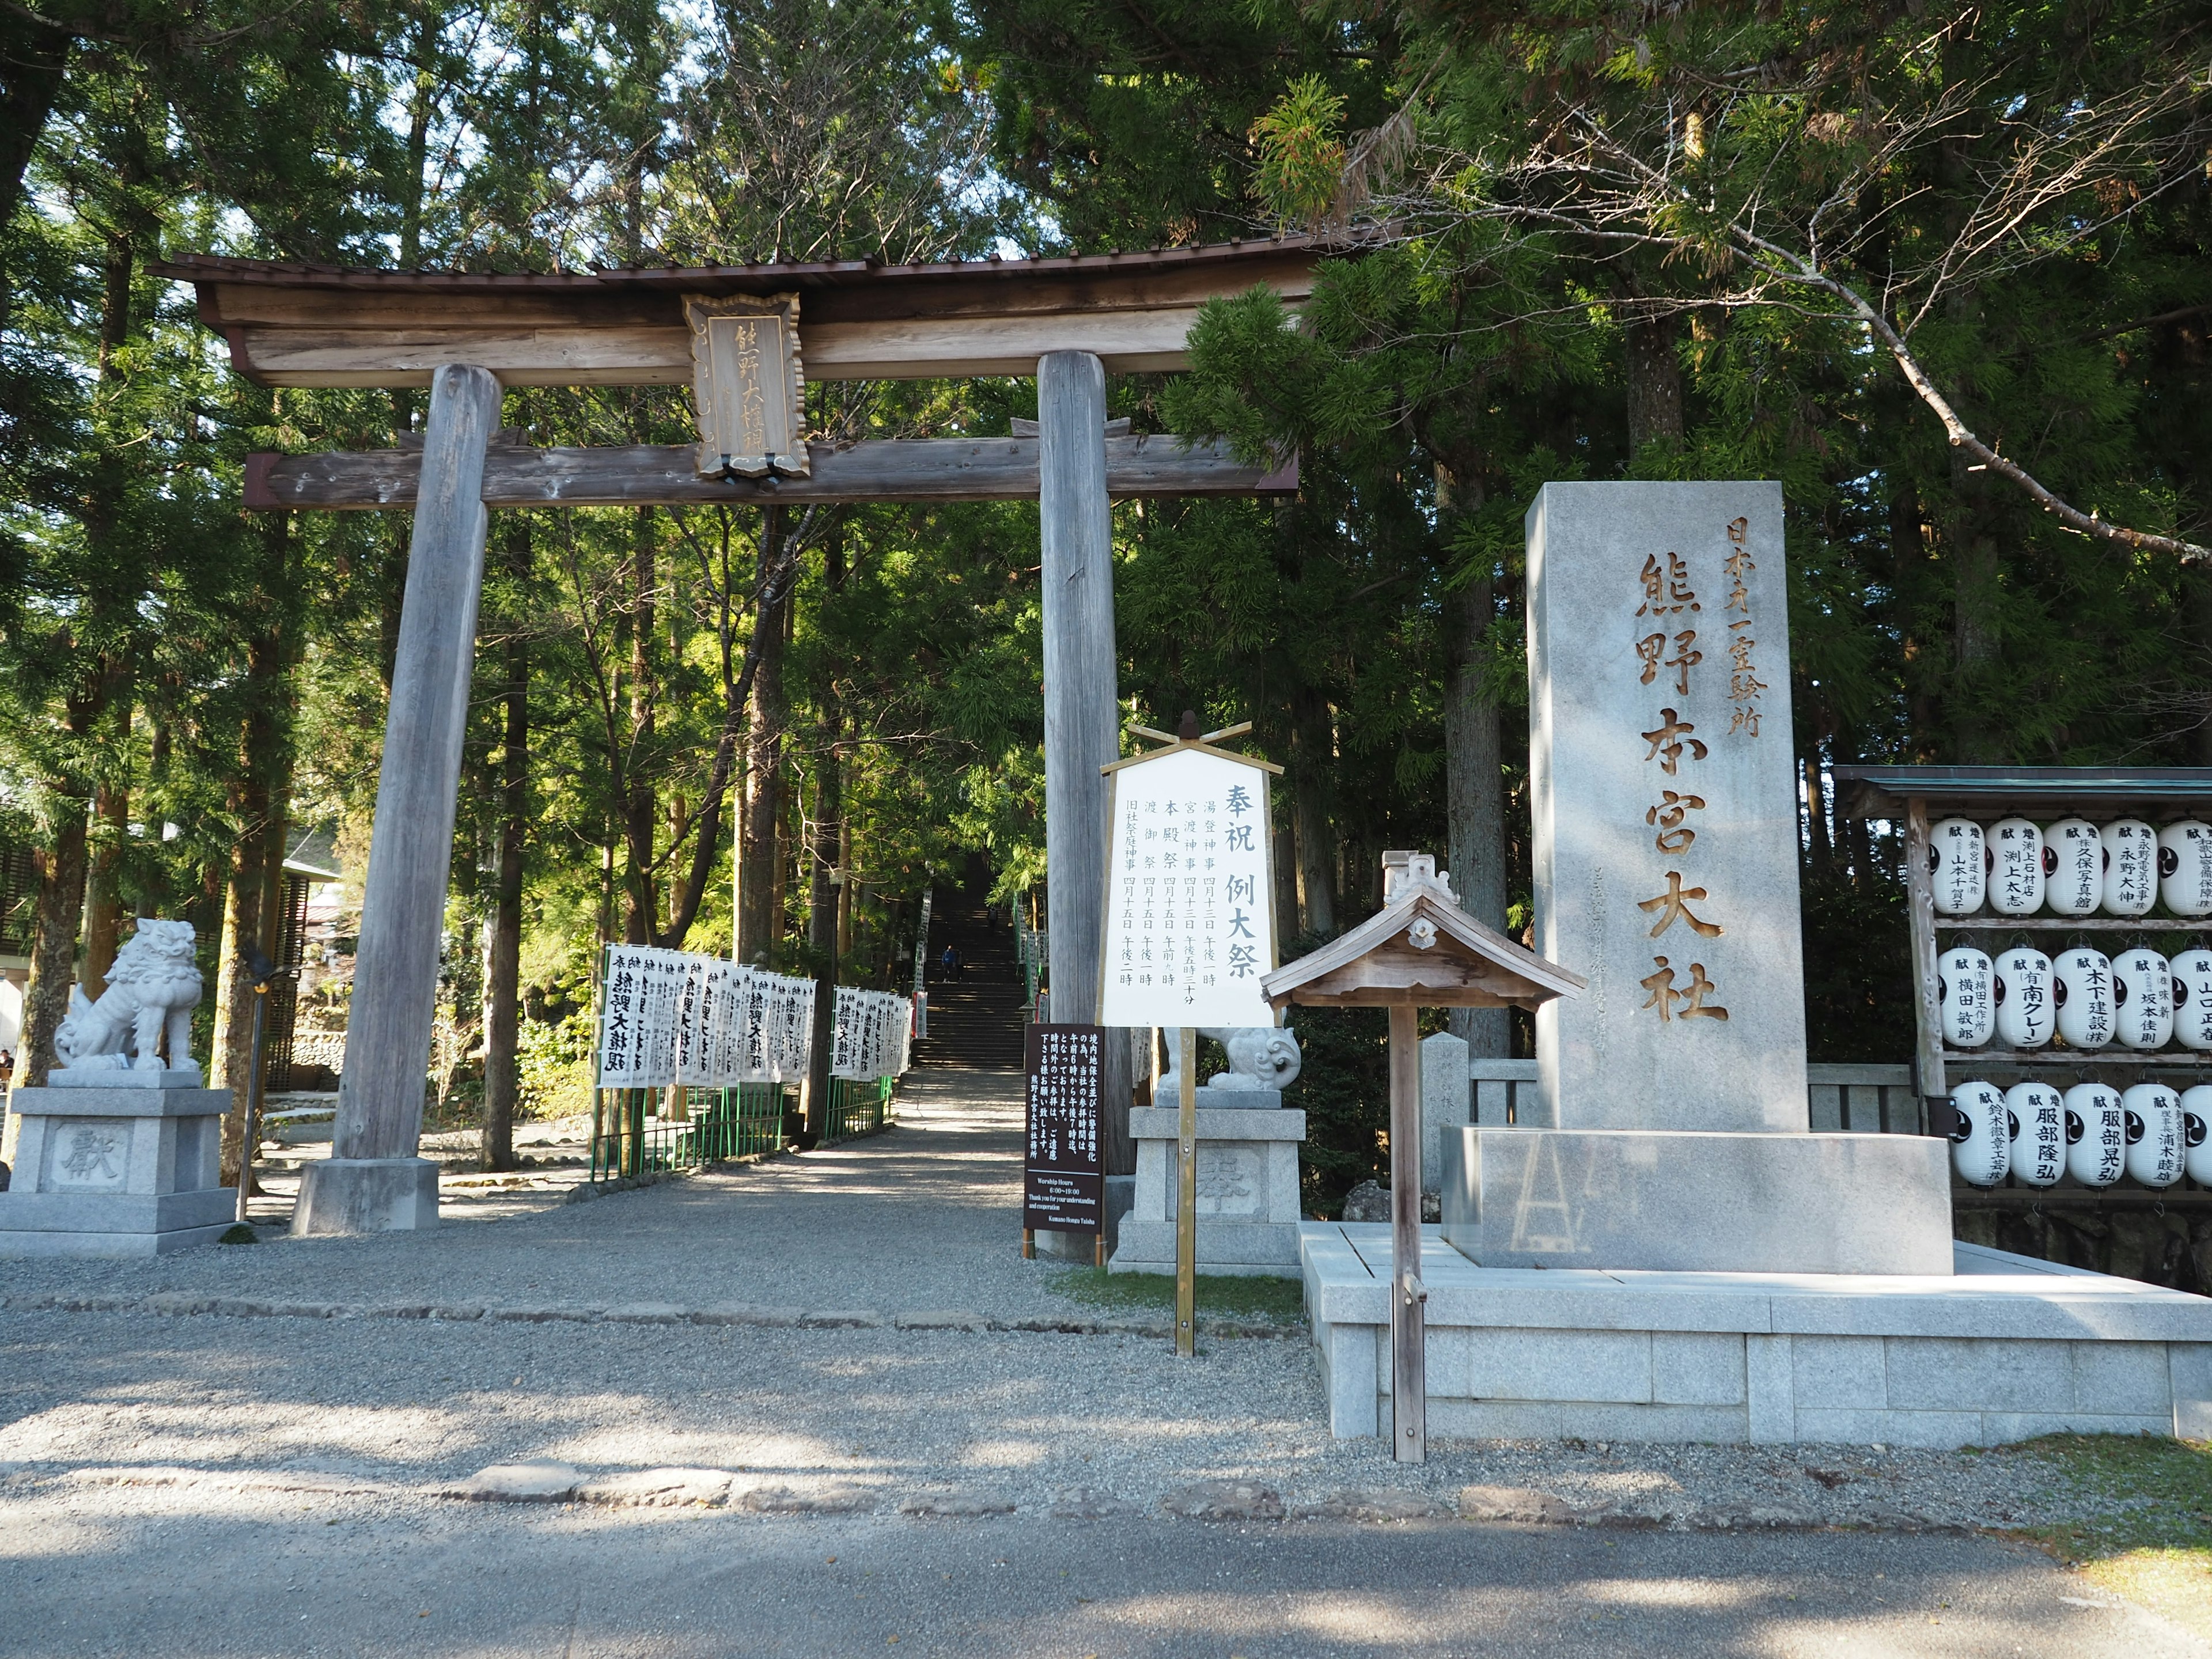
[912,888,1026,1071]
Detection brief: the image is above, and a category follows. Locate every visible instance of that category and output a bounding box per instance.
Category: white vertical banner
[1098,745,1278,1029]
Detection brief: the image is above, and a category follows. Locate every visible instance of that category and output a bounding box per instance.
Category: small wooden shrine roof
[149,236,1331,389]
[1262,853,1585,1011]
[1834,765,2212,820]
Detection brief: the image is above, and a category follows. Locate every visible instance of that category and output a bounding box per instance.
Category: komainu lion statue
[51,918,204,1075]
[1156,1024,1302,1101]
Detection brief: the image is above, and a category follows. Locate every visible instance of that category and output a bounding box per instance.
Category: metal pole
[1389,1002,1427,1463]
[1175,1025,1198,1358]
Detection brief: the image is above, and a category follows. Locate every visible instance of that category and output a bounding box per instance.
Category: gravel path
[0,1071,1105,1321]
[0,1070,2151,1547]
[0,1303,2107,1534]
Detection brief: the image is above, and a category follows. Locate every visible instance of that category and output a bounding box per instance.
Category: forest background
[2,0,2207,1212]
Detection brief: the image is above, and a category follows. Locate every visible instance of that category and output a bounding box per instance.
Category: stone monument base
[1441,1127,1953,1276]
[1305,1224,2212,1447]
[0,1084,233,1257]
[292,1156,440,1235]
[1109,1096,1305,1279]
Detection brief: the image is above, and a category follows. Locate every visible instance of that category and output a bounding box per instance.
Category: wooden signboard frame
[1100,717,1283,1357]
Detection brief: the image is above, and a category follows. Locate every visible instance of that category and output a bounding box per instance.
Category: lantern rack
[1835,766,2212,1208]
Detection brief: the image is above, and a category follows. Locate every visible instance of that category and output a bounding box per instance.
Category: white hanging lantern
[2160,821,2212,918]
[2064,1082,2126,1187]
[2184,1085,2212,1187]
[2102,820,2157,916]
[2044,818,2104,916]
[2123,1082,2185,1187]
[2003,1081,2065,1188]
[1949,1080,2010,1186]
[2111,946,2175,1050]
[1930,818,1986,915]
[2052,947,2115,1050]
[1939,946,1995,1047]
[2171,948,2212,1051]
[1991,946,2054,1048]
[1987,817,2045,915]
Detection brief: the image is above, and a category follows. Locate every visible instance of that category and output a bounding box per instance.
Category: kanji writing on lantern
[1639,956,1730,1021]
[1645,791,1705,855]
[1638,870,1725,938]
[1641,709,1708,775]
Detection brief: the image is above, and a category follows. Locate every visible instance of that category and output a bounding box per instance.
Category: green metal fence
[821,1076,897,1144]
[589,1077,897,1179]
[589,1082,792,1181]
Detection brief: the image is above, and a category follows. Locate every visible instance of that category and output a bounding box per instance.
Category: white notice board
[1098,746,1277,1028]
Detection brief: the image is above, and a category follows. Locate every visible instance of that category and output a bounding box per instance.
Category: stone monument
[1111,1025,1308,1278]
[0,918,234,1255]
[1441,482,1953,1274]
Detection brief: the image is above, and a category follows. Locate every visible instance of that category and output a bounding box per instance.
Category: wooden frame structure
[156,238,1332,1237]
[1263,851,1581,1461]
[1834,766,2212,1196]
[1100,715,1285,1357]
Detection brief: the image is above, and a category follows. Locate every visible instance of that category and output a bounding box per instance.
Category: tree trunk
[210,515,296,1185]
[1624,313,1684,452]
[5,804,90,1111]
[1444,563,1509,1057]
[621,507,657,942]
[0,10,68,245]
[1272,819,1299,953]
[803,538,847,1143]
[736,511,790,963]
[1291,689,1336,937]
[480,524,528,1172]
[82,752,129,989]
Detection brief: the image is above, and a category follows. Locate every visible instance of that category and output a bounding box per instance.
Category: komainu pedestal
[1111,1090,1307,1279]
[0,1080,233,1256]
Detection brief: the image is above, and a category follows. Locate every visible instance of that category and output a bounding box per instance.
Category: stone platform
[1441,1126,1955,1275]
[1303,1222,2212,1446]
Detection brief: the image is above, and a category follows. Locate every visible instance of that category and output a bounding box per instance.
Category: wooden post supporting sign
[1387,1002,1426,1458]
[1262,850,1584,1464]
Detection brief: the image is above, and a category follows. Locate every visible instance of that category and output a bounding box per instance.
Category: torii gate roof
[149,236,1330,389]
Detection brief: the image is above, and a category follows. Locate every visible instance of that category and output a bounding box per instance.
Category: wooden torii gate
[155,237,1321,1234]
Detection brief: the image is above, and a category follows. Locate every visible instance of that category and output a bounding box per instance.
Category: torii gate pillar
[1037,352,1133,1179]
[294,363,499,1235]
[1037,351,1116,1027]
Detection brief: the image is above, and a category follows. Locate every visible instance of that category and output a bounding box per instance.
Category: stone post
[1418,1030,1469,1199]
[294,363,499,1234]
[1037,351,1134,1203]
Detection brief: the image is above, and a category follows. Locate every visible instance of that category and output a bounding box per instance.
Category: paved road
[2,1497,2192,1658]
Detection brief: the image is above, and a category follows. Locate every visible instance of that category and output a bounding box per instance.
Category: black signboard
[1023,1023,1103,1233]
